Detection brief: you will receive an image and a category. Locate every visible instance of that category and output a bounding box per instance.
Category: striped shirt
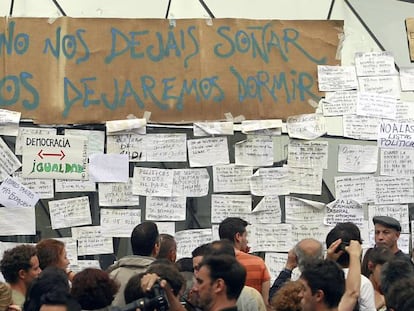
[236,249,271,293]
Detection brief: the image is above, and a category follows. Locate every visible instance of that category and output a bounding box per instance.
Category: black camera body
[335,241,350,253]
[112,282,169,311]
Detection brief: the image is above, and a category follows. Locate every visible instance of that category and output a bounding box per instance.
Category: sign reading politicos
[0,18,342,124]
[22,134,88,180]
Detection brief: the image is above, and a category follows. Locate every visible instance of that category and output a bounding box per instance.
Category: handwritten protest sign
[98,179,139,206]
[72,226,113,256]
[0,18,341,124]
[0,138,21,181]
[100,209,141,237]
[187,137,229,167]
[175,229,213,258]
[146,197,186,221]
[211,194,251,223]
[213,164,253,192]
[13,171,54,199]
[22,134,88,180]
[49,196,92,229]
[172,168,210,197]
[378,121,414,149]
[0,176,39,208]
[324,199,364,227]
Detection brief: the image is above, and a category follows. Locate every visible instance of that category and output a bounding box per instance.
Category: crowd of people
[0,216,413,311]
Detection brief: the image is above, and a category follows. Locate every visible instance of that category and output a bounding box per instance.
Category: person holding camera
[326,222,376,311]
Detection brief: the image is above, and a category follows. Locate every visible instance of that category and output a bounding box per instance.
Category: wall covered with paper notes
[0,0,414,279]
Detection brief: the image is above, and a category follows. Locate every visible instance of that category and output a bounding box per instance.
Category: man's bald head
[295,239,323,271]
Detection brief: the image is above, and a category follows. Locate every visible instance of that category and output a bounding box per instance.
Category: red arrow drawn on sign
[37,149,66,160]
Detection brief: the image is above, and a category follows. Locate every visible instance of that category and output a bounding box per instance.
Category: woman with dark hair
[36,239,74,282]
[23,267,80,311]
[71,268,119,311]
[361,247,394,311]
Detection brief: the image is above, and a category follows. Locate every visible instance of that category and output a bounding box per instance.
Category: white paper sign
[145,134,187,162]
[175,229,213,259]
[378,121,414,149]
[241,120,282,136]
[172,169,210,197]
[89,154,129,182]
[375,176,414,204]
[70,260,101,273]
[49,196,92,229]
[0,109,20,136]
[323,91,357,116]
[251,197,282,224]
[155,222,176,235]
[0,177,39,208]
[12,171,54,199]
[338,144,378,173]
[213,165,253,193]
[0,137,21,181]
[187,137,229,167]
[396,101,414,123]
[356,92,397,119]
[324,199,364,227]
[380,149,414,176]
[132,167,174,197]
[65,129,105,157]
[22,134,88,180]
[193,122,234,137]
[0,207,35,235]
[100,208,141,237]
[343,115,379,140]
[235,136,274,167]
[250,167,290,196]
[399,67,414,91]
[335,175,375,203]
[98,179,139,206]
[55,179,96,193]
[287,114,326,140]
[106,119,146,134]
[358,76,401,99]
[250,224,292,252]
[317,65,358,91]
[288,140,328,169]
[106,134,146,162]
[211,194,251,223]
[72,226,113,256]
[289,166,323,195]
[354,51,397,76]
[291,223,329,245]
[146,197,186,221]
[15,127,57,155]
[285,196,326,223]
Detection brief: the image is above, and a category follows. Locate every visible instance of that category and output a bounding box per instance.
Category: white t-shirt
[343,268,376,311]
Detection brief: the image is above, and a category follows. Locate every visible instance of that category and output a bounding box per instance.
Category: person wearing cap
[373,216,412,263]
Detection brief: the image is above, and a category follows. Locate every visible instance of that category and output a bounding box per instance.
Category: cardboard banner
[406,18,414,62]
[0,18,342,124]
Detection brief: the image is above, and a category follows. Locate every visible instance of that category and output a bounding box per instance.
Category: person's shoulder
[237,251,264,262]
[108,255,154,273]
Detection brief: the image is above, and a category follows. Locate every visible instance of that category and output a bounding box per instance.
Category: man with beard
[192,254,246,311]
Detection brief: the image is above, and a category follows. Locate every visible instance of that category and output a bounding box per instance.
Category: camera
[335,241,350,253]
[112,281,169,311]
